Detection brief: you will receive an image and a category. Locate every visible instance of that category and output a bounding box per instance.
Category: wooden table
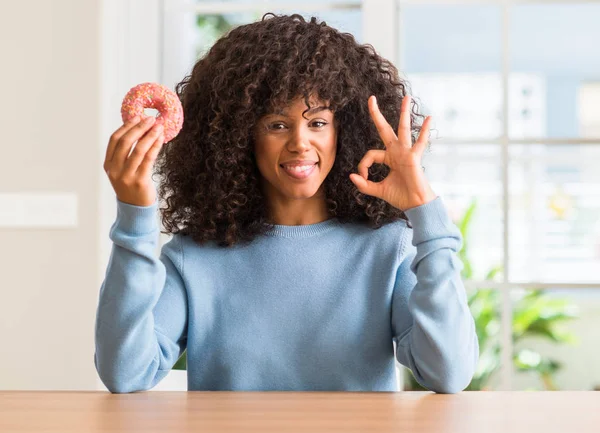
[1,391,599,432]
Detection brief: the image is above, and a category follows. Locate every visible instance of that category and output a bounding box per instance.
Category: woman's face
[253,96,338,206]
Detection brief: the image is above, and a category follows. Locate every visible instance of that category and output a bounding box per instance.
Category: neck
[267,194,330,226]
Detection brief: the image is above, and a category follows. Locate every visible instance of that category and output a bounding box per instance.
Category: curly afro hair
[154,13,425,247]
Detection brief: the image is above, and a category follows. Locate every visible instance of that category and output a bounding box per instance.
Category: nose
[287,125,311,153]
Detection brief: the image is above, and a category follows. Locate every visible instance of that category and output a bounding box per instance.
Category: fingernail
[144,116,155,124]
[373,96,378,107]
[131,116,140,123]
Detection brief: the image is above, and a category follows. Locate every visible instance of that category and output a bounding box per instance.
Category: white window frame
[101,0,600,392]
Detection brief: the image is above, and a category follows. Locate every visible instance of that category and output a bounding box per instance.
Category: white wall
[0,0,164,390]
[0,0,102,390]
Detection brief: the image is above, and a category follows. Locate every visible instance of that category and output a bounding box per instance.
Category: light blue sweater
[94,196,478,394]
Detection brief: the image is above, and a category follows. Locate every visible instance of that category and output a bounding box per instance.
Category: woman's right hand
[103,115,165,207]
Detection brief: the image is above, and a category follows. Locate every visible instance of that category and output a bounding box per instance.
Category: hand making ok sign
[349,95,437,211]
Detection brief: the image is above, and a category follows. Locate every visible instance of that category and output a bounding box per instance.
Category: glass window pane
[509,144,600,283]
[508,73,547,138]
[195,13,254,57]
[510,3,600,139]
[511,288,600,391]
[423,144,504,280]
[399,5,502,140]
[195,10,362,58]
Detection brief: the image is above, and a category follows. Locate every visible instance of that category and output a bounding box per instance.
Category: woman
[95,13,478,394]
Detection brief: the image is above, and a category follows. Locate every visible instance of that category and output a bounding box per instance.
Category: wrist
[403,189,437,211]
[404,197,460,246]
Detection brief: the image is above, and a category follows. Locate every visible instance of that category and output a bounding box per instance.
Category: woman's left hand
[349,95,436,211]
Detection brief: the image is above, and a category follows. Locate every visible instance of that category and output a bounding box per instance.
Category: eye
[311,121,327,128]
[268,122,287,131]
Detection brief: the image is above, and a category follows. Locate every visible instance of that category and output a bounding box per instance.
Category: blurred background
[1,0,599,392]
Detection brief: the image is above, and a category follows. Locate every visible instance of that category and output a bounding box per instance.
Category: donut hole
[144,108,159,118]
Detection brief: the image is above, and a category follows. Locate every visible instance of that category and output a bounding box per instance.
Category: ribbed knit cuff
[404,197,456,245]
[114,197,159,235]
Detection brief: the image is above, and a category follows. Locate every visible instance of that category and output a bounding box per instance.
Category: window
[400,1,600,391]
[159,0,600,391]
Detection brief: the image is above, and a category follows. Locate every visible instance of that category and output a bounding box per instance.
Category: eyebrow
[272,106,332,117]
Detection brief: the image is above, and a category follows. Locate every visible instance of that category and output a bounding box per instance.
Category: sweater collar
[264,217,340,238]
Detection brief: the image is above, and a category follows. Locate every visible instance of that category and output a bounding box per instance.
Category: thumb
[350,173,382,198]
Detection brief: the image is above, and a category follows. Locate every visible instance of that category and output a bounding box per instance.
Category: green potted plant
[404,200,578,391]
[173,350,186,370]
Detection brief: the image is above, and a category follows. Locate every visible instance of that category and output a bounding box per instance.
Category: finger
[349,173,385,199]
[111,116,157,169]
[136,134,165,179]
[413,116,432,157]
[104,116,141,168]
[122,124,164,176]
[397,95,412,146]
[357,149,386,180]
[368,95,397,149]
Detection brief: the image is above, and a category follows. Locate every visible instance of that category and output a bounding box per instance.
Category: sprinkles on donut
[121,82,184,142]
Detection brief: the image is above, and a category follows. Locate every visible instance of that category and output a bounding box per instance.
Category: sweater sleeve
[94,198,188,393]
[390,197,479,394]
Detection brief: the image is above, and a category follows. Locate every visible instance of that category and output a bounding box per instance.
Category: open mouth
[280,162,318,180]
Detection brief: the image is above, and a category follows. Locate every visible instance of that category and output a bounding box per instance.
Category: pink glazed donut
[121,82,184,142]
